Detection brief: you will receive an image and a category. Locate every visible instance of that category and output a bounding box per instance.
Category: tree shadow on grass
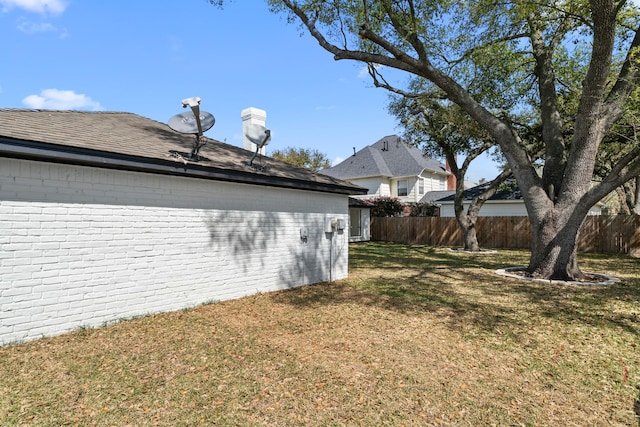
[271,269,523,339]
[272,242,640,339]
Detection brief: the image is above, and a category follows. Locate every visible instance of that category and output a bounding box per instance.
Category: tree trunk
[454,209,481,251]
[527,208,586,281]
[632,176,640,215]
[616,186,631,215]
[461,221,480,251]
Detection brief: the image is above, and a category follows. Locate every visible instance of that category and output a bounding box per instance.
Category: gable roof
[0,109,366,195]
[435,177,521,202]
[320,135,448,180]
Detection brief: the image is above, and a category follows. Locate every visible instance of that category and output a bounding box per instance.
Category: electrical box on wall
[300,227,308,240]
[325,217,337,233]
[336,218,346,230]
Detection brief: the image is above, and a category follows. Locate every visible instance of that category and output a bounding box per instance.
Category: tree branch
[582,144,640,207]
[601,25,640,130]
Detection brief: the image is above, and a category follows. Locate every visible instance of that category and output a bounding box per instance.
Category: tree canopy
[258,0,640,280]
[270,146,332,171]
[389,92,514,251]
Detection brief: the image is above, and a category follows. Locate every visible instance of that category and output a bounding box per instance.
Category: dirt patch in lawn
[1,243,639,426]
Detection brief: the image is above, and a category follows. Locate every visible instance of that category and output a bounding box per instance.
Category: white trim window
[397,179,408,197]
[418,178,424,195]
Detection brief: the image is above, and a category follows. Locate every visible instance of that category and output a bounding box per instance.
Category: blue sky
[1,0,502,182]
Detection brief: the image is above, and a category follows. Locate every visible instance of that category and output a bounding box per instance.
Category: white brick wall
[0,158,349,345]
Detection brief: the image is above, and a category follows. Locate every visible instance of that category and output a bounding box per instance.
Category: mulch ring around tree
[495,267,621,286]
[449,248,498,254]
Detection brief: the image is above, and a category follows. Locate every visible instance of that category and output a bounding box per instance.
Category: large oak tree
[254,0,640,281]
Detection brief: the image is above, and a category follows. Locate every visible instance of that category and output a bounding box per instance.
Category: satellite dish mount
[168,96,215,161]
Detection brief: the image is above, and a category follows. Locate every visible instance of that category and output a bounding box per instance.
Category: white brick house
[0,109,365,345]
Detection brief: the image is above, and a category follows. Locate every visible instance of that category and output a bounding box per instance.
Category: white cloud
[22,89,103,110]
[17,18,68,37]
[17,18,55,33]
[0,0,68,15]
[332,156,345,166]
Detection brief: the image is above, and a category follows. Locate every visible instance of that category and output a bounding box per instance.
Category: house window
[418,178,424,195]
[350,209,361,237]
[397,180,408,197]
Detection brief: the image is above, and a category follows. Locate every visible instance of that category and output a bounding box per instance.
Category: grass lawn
[1,242,639,426]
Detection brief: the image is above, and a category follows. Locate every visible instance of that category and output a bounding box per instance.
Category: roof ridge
[0,108,177,138]
[365,145,393,177]
[0,108,133,114]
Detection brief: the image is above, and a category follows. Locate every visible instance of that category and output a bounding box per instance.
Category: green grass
[1,242,639,426]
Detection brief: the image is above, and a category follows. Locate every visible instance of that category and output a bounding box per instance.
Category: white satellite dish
[244,123,271,166]
[245,123,271,148]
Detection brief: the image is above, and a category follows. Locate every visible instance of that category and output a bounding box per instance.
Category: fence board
[371,216,640,255]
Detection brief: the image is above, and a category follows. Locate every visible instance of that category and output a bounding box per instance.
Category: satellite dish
[168,111,215,135]
[244,123,272,167]
[245,123,271,148]
[167,96,215,162]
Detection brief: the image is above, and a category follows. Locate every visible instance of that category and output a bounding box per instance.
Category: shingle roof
[348,197,375,208]
[321,135,447,180]
[420,190,455,203]
[0,109,366,195]
[435,177,520,202]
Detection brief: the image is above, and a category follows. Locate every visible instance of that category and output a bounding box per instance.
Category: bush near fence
[370,216,640,255]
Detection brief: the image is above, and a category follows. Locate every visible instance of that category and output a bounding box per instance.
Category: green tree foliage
[407,202,438,217]
[256,0,640,281]
[366,196,405,217]
[271,146,332,172]
[389,93,515,250]
[595,90,640,214]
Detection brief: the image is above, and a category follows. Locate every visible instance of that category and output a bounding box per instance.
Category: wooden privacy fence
[370,216,640,255]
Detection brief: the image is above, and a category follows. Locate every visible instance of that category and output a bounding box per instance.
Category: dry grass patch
[1,242,639,426]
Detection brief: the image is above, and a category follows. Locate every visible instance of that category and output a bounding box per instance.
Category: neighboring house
[0,108,366,345]
[321,135,451,204]
[435,177,604,217]
[348,197,373,242]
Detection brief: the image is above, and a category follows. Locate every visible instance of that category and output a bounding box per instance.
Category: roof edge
[0,137,367,196]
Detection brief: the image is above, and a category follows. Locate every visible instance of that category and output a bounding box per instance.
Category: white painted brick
[1,271,35,283]
[2,257,32,267]
[1,158,349,345]
[39,288,68,301]
[31,269,61,280]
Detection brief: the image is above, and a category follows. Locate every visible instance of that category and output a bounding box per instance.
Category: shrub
[407,202,439,217]
[366,196,405,217]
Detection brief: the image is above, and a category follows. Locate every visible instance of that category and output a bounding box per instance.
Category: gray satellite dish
[167,96,215,161]
[168,111,215,135]
[244,123,271,166]
[245,123,271,148]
